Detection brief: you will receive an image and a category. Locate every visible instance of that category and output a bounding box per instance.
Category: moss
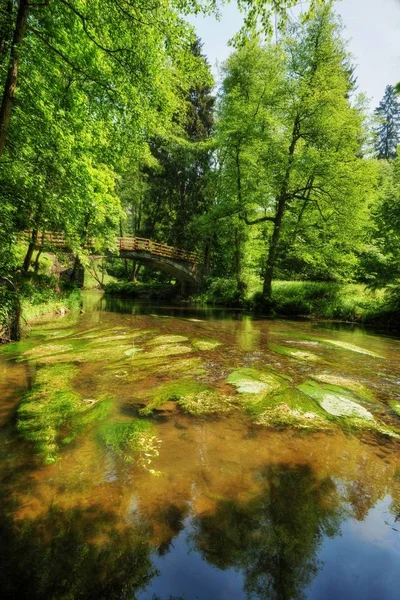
[17,364,82,463]
[390,401,400,417]
[268,344,320,362]
[139,380,209,416]
[17,364,112,463]
[24,343,74,359]
[178,390,234,416]
[226,367,287,395]
[287,333,382,358]
[98,420,161,467]
[312,373,375,403]
[192,338,222,351]
[320,339,383,359]
[298,380,374,420]
[124,348,144,356]
[148,335,189,345]
[144,344,193,358]
[138,379,232,417]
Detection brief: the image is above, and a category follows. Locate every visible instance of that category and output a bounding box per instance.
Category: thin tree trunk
[119,218,129,276]
[33,248,42,273]
[0,0,29,157]
[234,225,242,285]
[23,229,38,272]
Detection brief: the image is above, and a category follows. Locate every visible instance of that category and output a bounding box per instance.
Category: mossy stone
[226,368,287,395]
[268,344,320,362]
[298,381,374,420]
[192,339,222,351]
[98,420,160,466]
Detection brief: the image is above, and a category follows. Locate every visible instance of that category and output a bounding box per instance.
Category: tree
[374,85,400,160]
[140,38,215,253]
[215,5,375,302]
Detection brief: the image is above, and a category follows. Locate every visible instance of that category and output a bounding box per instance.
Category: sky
[188,0,400,110]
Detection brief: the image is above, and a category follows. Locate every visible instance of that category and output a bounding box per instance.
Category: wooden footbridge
[22,231,201,285]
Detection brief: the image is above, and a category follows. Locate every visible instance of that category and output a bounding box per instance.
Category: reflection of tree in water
[191,464,344,600]
[0,495,156,600]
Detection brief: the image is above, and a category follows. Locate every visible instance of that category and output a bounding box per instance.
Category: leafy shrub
[202,277,247,307]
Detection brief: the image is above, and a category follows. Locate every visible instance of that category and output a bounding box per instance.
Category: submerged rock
[298,381,374,420]
[226,368,286,395]
[192,338,222,351]
[139,379,233,417]
[268,344,320,362]
[17,364,112,463]
[98,419,161,467]
[320,339,383,358]
[149,335,189,345]
[390,401,400,417]
[312,373,375,403]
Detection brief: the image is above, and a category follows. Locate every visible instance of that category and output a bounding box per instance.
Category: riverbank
[103,279,400,332]
[0,275,81,342]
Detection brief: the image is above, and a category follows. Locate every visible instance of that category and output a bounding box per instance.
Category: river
[1,291,400,600]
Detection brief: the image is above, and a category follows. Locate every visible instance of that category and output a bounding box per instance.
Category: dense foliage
[1,0,400,333]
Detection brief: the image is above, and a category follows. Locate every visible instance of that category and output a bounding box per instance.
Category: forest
[1,0,400,339]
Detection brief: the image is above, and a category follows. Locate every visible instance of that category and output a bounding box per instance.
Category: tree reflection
[191,464,344,600]
[0,498,156,600]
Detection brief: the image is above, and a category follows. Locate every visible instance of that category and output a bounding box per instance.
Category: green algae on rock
[268,344,320,362]
[17,365,102,463]
[148,335,189,345]
[177,389,234,416]
[98,420,161,466]
[139,379,233,416]
[192,339,222,351]
[312,373,375,403]
[124,348,144,357]
[226,368,287,395]
[143,344,193,359]
[298,381,374,420]
[24,343,74,359]
[286,333,383,358]
[390,401,400,417]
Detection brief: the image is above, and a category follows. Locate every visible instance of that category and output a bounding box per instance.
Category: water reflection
[1,294,400,599]
[0,498,156,599]
[191,464,342,600]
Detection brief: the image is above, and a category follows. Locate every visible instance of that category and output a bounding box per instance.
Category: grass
[269,281,385,321]
[21,287,81,323]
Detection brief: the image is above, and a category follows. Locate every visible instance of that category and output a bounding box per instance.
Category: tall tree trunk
[262,116,300,300]
[70,255,84,287]
[0,0,29,157]
[23,229,38,272]
[262,197,286,300]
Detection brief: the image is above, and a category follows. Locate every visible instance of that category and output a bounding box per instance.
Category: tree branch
[29,26,117,94]
[240,212,276,225]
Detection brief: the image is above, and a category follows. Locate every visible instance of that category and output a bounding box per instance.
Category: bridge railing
[21,231,199,264]
[21,231,96,249]
[119,237,199,263]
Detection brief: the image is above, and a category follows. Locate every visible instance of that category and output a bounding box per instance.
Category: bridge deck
[22,232,199,264]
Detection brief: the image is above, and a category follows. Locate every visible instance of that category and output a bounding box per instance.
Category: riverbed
[1,291,400,599]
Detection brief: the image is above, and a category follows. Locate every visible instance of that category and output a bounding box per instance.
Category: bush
[103,281,140,296]
[201,277,247,307]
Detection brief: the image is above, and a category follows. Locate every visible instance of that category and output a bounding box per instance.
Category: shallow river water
[1,291,400,600]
